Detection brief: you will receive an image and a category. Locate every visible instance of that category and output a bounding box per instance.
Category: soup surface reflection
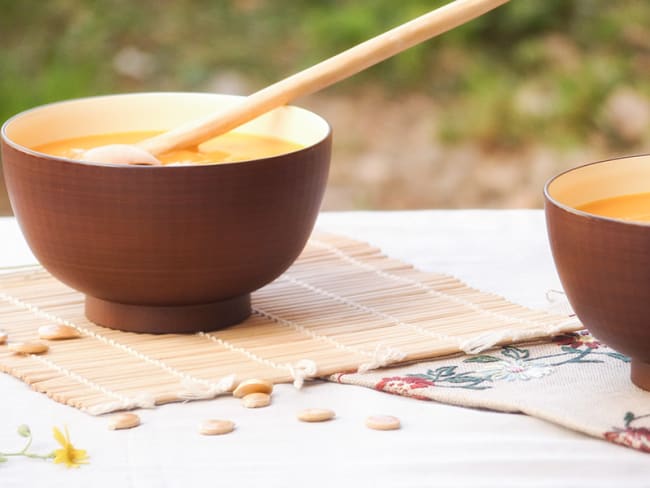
[34,131,303,165]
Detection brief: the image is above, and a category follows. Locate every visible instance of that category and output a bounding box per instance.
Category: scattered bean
[8,342,49,355]
[108,413,141,430]
[200,419,235,436]
[242,392,271,408]
[38,324,81,341]
[0,330,7,345]
[365,415,401,431]
[297,408,335,423]
[233,378,273,398]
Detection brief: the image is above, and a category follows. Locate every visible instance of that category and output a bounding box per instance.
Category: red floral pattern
[374,376,434,400]
[553,330,601,349]
[604,427,650,453]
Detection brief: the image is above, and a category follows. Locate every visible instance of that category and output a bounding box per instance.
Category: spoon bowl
[83,144,162,165]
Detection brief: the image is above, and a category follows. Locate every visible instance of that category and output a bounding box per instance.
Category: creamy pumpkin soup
[578,192,650,223]
[34,131,303,165]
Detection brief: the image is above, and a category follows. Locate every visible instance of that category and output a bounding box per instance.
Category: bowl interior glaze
[4,92,329,156]
[547,154,650,215]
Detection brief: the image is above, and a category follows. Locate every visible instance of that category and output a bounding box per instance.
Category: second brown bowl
[545,154,650,391]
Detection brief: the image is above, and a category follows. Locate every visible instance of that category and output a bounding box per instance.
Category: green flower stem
[0,432,55,460]
[0,432,32,456]
[2,452,55,460]
[21,452,55,460]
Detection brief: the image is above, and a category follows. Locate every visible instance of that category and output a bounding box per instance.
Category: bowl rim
[1,91,332,170]
[543,152,650,228]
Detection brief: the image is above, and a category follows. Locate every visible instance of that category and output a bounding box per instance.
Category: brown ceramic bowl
[1,92,331,333]
[545,154,650,391]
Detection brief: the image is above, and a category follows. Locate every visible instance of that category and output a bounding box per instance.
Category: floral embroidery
[465,346,553,382]
[553,330,601,349]
[466,338,629,372]
[375,376,434,399]
[480,358,553,382]
[370,339,632,395]
[376,365,494,393]
[604,412,650,453]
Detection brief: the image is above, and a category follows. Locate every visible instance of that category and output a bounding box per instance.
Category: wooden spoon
[83,0,509,165]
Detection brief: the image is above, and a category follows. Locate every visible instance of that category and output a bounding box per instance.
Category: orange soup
[34,131,303,165]
[578,192,650,222]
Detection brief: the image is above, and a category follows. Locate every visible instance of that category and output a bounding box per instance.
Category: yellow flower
[52,426,89,468]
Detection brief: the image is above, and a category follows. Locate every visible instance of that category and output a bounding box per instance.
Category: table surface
[1,210,648,488]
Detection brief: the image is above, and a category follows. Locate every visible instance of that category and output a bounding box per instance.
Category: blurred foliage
[1,0,649,151]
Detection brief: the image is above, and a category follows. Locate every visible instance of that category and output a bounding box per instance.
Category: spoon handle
[139,0,509,155]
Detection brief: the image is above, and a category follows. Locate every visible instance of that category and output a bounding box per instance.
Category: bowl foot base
[85,294,251,334]
[630,359,650,391]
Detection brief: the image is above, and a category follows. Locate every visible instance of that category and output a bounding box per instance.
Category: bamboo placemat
[0,233,581,415]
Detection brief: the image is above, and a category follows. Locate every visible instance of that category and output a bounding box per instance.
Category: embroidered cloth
[330,330,650,453]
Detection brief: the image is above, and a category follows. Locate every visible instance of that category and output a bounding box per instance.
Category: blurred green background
[2,0,649,213]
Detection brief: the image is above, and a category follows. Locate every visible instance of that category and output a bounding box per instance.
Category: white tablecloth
[1,211,648,487]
